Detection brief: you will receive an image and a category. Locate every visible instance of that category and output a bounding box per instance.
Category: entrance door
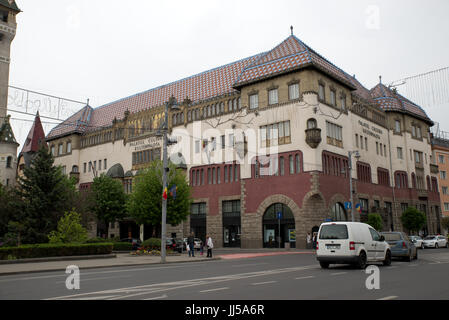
[262,203,295,248]
[223,225,241,247]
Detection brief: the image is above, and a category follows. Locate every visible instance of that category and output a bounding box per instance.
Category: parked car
[316,222,391,269]
[194,238,203,250]
[119,238,141,250]
[409,235,424,249]
[380,232,417,261]
[175,238,186,252]
[423,235,448,248]
[166,238,179,252]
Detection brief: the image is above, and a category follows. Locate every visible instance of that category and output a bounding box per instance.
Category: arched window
[72,165,79,173]
[331,203,347,221]
[6,156,12,168]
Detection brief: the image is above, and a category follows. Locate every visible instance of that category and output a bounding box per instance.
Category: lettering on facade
[130,136,162,151]
[358,120,382,139]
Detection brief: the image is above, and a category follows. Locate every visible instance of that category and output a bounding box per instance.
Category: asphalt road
[1,248,449,300]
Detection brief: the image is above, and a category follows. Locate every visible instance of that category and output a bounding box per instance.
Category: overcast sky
[7,0,449,150]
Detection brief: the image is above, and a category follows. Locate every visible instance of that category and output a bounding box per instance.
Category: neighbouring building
[46,31,443,247]
[431,134,449,218]
[0,0,20,187]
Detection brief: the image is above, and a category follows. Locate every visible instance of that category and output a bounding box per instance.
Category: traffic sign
[277,212,282,220]
[344,202,352,210]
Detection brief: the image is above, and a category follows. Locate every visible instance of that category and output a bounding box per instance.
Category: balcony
[305,128,322,148]
[430,164,439,174]
[415,162,424,170]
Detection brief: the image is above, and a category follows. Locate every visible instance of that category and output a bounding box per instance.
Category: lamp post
[159,96,180,263]
[348,150,360,222]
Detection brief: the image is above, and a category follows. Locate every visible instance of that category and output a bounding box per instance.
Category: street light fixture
[159,96,180,263]
[348,150,360,222]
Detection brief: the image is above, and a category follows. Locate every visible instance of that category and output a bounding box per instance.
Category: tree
[401,207,426,234]
[16,146,77,244]
[367,213,383,231]
[89,174,127,237]
[441,217,449,233]
[48,209,88,243]
[127,160,192,234]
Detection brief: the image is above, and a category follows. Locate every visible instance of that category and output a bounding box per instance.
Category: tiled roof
[370,83,432,124]
[47,104,92,139]
[47,54,262,139]
[0,115,18,145]
[0,0,20,12]
[21,112,46,153]
[234,36,356,89]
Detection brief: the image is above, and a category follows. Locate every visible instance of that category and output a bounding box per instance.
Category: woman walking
[206,234,214,258]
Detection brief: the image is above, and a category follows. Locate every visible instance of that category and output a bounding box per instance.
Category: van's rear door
[318,224,349,256]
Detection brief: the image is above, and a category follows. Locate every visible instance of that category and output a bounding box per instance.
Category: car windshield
[319,224,348,240]
[382,233,402,241]
[424,236,436,240]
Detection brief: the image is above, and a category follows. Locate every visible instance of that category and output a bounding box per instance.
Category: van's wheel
[383,250,391,266]
[319,262,330,269]
[357,251,367,269]
[435,243,439,249]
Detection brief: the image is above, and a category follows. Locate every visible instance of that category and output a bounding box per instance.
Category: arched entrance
[263,203,295,248]
[331,202,348,221]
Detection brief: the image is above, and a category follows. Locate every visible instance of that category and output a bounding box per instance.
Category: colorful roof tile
[21,112,46,154]
[370,83,432,124]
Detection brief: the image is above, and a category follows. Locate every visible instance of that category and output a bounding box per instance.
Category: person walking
[187,232,195,257]
[312,232,317,250]
[206,234,213,258]
[306,232,312,249]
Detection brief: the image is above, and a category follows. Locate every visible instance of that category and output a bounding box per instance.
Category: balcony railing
[305,128,322,148]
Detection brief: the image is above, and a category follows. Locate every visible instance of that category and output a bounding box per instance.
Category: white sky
[7,0,449,150]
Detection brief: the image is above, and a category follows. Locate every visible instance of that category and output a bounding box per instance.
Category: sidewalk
[0,253,219,276]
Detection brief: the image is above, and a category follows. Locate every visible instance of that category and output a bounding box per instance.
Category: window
[83,163,87,173]
[212,167,216,184]
[360,198,369,213]
[104,159,107,170]
[439,155,445,164]
[442,186,448,195]
[318,83,325,101]
[6,156,12,168]
[88,162,92,172]
[441,171,447,180]
[195,140,200,153]
[360,136,364,149]
[340,95,346,110]
[268,89,278,105]
[326,121,343,147]
[58,144,63,155]
[357,163,372,183]
[222,200,241,217]
[279,157,285,176]
[307,118,317,129]
[61,166,66,175]
[355,134,359,148]
[369,228,380,241]
[377,168,390,186]
[229,134,234,147]
[376,142,379,155]
[417,127,422,138]
[288,83,299,100]
[289,155,294,174]
[260,121,291,147]
[445,203,449,211]
[208,168,211,184]
[395,120,401,133]
[330,90,336,106]
[98,160,102,170]
[67,141,72,153]
[414,151,422,164]
[296,154,301,173]
[397,147,403,159]
[365,137,368,151]
[249,94,258,109]
[384,145,387,157]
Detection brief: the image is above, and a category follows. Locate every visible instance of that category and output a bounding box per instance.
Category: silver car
[409,235,424,249]
[422,235,448,248]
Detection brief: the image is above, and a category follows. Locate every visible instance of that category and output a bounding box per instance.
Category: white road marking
[45,264,317,300]
[199,287,229,293]
[377,296,398,300]
[295,276,315,280]
[251,281,277,286]
[330,272,347,276]
[143,294,168,300]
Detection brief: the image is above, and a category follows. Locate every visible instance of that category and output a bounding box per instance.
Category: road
[1,248,449,300]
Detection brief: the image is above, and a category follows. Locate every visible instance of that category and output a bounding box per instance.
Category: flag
[169,185,177,199]
[162,187,168,200]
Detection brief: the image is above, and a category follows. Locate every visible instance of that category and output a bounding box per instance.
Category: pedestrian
[187,232,195,257]
[312,232,317,249]
[306,232,312,249]
[206,234,213,258]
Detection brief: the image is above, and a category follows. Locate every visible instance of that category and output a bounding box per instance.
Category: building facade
[431,136,449,217]
[46,33,443,247]
[0,0,20,187]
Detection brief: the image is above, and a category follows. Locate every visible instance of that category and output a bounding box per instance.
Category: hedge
[112,242,133,251]
[0,243,113,260]
[142,238,161,249]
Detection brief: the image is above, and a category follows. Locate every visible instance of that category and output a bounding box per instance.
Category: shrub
[48,210,88,244]
[85,237,108,243]
[367,213,383,231]
[142,238,161,250]
[0,243,113,260]
[112,242,133,251]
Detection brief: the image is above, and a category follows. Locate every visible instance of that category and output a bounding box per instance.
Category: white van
[316,222,391,269]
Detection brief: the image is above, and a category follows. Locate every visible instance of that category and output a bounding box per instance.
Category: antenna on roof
[290,26,293,36]
[87,98,90,106]
[379,75,382,84]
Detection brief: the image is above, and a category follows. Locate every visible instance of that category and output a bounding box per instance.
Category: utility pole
[348,150,360,222]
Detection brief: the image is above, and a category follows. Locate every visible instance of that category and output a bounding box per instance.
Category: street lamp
[158,96,180,263]
[348,150,361,222]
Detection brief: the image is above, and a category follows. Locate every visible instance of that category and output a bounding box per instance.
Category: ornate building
[46,32,443,247]
[0,0,20,187]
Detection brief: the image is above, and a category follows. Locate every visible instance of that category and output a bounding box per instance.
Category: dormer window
[395,120,401,133]
[330,89,336,106]
[318,83,325,101]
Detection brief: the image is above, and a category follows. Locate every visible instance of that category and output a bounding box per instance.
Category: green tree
[367,213,383,231]
[48,209,88,243]
[441,216,449,232]
[401,207,426,234]
[89,174,127,237]
[127,161,192,233]
[16,146,77,244]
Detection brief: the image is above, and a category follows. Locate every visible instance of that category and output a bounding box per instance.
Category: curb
[0,254,117,265]
[0,257,222,277]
